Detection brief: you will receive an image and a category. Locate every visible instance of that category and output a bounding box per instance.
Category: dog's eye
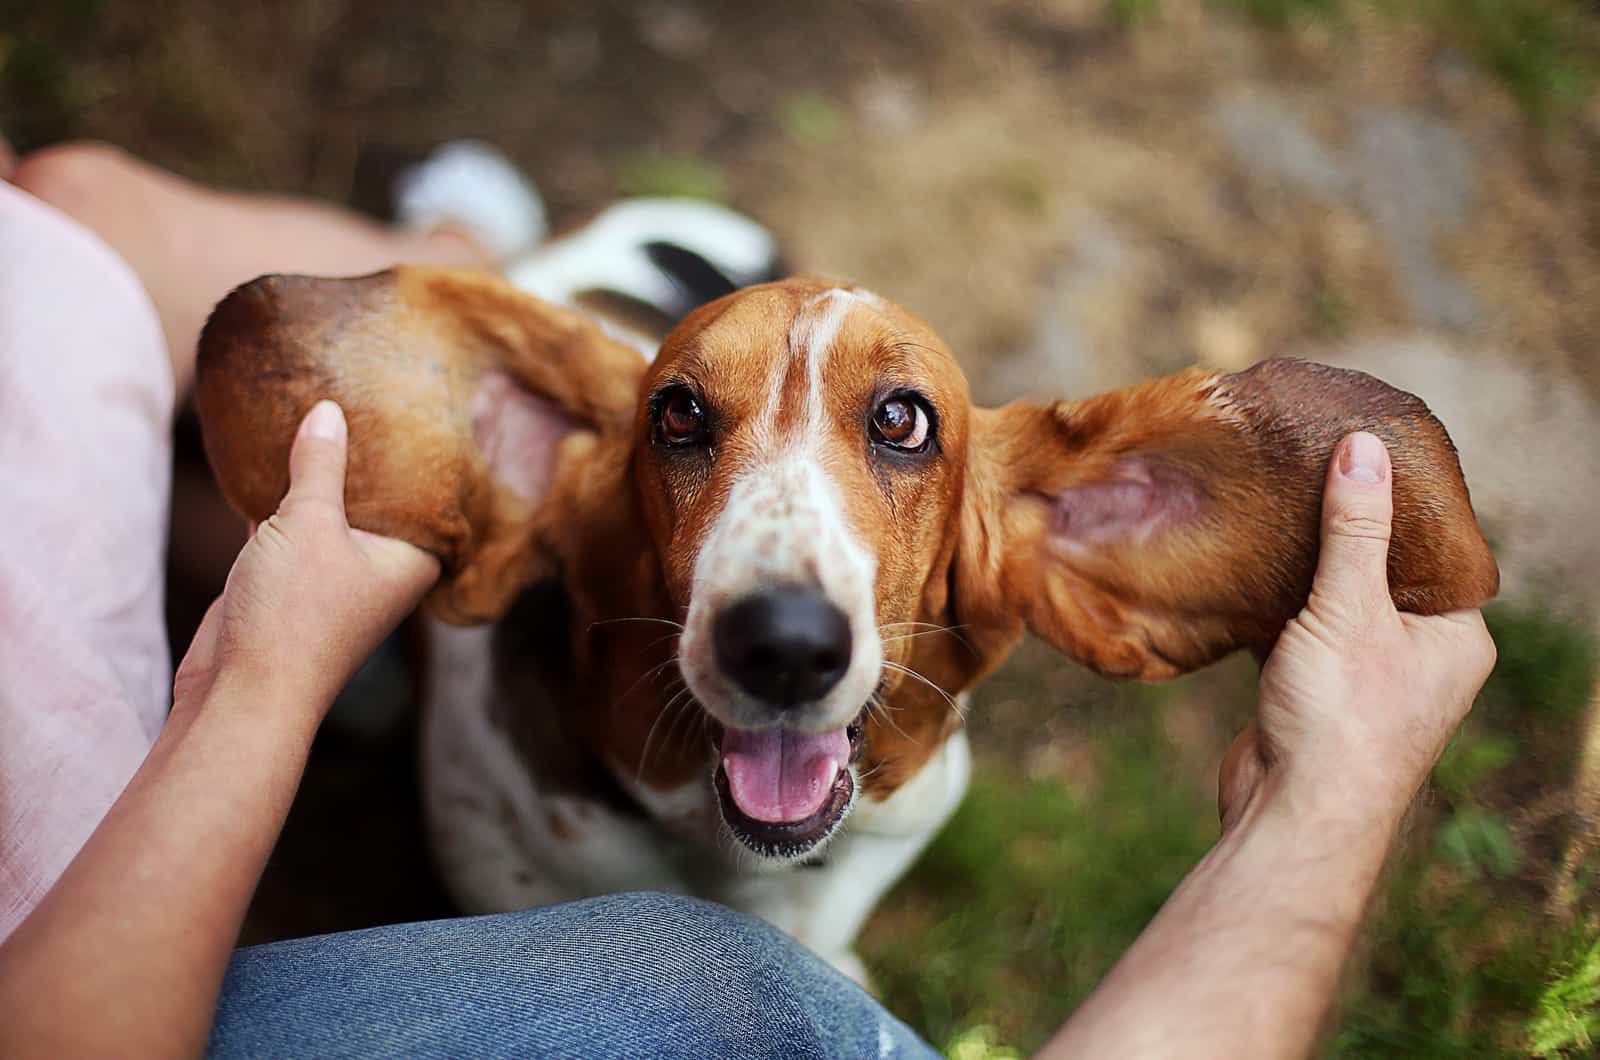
[657,387,708,445]
[870,396,931,452]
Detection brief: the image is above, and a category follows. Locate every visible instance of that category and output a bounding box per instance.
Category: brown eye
[657,387,707,445]
[871,395,931,451]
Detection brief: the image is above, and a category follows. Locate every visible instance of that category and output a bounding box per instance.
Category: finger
[1311,431,1395,621]
[285,400,349,514]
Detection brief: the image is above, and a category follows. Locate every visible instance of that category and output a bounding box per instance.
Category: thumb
[1217,721,1268,831]
[1310,431,1395,622]
[352,528,443,598]
[285,400,349,513]
[173,595,225,703]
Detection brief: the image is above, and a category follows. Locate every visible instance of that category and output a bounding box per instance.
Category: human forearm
[0,677,321,1057]
[0,402,436,1057]
[1044,434,1491,1058]
[1041,778,1400,1060]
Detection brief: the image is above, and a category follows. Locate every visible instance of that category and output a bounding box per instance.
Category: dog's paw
[394,140,547,262]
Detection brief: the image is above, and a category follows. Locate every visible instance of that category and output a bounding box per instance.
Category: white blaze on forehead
[760,286,872,439]
[679,286,889,732]
[790,287,861,367]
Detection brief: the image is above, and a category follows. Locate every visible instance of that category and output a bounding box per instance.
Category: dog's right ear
[196,266,647,624]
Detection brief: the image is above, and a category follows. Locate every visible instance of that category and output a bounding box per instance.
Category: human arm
[1041,431,1496,1059]
[0,402,440,1057]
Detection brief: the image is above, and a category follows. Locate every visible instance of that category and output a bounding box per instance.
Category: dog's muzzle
[708,587,863,857]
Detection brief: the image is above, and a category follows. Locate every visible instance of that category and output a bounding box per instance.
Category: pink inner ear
[471,371,582,501]
[1050,458,1201,546]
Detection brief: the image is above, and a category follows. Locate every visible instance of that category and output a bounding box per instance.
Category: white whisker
[589,616,686,632]
[882,660,966,721]
[637,681,693,783]
[611,654,682,713]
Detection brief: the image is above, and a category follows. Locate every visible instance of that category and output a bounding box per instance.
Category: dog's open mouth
[711,713,866,858]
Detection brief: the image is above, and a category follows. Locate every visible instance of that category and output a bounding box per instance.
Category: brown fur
[196,268,1498,805]
[196,268,645,624]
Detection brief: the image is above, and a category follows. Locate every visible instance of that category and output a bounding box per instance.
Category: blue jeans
[210,892,937,1059]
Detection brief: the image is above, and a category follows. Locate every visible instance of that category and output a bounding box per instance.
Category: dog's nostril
[713,588,852,708]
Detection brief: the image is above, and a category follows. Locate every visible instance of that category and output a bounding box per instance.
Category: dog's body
[415,242,979,975]
[422,615,968,978]
[196,181,1499,977]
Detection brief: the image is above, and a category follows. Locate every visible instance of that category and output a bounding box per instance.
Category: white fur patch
[679,454,882,734]
[505,198,778,361]
[790,288,858,380]
[394,140,547,261]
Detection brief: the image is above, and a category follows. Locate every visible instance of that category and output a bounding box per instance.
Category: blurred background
[5,0,1598,1055]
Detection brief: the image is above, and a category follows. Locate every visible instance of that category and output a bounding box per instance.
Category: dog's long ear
[196,266,647,624]
[955,357,1499,680]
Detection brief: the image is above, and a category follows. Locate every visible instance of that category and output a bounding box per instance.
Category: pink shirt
[0,181,173,938]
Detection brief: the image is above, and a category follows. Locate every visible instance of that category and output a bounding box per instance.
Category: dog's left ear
[196,266,647,625]
[955,358,1499,680]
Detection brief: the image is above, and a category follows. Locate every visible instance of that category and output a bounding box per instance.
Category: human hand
[1218,431,1496,831]
[174,400,441,726]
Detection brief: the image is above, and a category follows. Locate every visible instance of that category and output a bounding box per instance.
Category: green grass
[1124,0,1600,124]
[1481,602,1599,721]
[1400,0,1599,121]
[862,707,1218,1053]
[1331,603,1598,1056]
[864,605,1600,1058]
[1528,929,1600,1057]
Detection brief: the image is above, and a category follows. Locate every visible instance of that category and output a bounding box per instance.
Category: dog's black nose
[714,588,852,707]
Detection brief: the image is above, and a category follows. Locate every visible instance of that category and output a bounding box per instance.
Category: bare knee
[12,141,139,215]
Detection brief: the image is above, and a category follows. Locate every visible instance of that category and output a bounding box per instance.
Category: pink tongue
[721,726,849,824]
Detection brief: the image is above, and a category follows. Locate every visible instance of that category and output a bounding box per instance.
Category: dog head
[632,280,976,854]
[197,267,1498,861]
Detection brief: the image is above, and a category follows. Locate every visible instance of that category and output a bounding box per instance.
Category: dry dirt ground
[6,0,1599,1048]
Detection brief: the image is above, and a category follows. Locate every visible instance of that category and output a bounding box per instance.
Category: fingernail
[303,400,346,443]
[1339,431,1386,484]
